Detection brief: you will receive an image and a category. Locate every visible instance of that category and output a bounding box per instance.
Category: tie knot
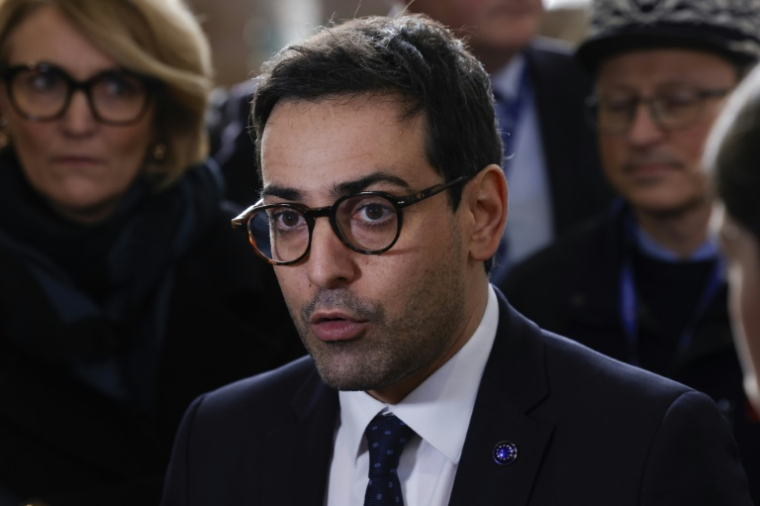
[364,413,415,478]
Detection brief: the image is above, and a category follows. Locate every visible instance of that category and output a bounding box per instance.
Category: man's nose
[305,218,359,289]
[626,102,665,147]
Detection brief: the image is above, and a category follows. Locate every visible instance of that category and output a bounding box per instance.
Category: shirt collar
[490,54,526,100]
[634,225,720,262]
[338,285,500,465]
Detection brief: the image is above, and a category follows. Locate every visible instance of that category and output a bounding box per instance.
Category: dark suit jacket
[208,39,614,233]
[161,290,751,506]
[524,38,613,236]
[501,203,760,503]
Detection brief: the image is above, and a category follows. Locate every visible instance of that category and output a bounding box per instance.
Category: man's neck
[632,201,713,259]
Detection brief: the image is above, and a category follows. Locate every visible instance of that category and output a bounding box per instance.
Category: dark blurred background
[185,0,590,87]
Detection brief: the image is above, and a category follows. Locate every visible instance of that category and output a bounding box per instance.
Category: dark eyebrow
[260,171,411,203]
[260,185,301,201]
[333,172,410,198]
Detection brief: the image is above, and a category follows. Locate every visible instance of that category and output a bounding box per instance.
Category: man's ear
[464,164,508,262]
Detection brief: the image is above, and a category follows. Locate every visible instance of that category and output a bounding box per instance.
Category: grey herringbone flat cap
[576,0,760,71]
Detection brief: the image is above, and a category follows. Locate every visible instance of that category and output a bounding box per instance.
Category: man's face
[404,0,543,63]
[596,49,737,215]
[259,96,476,403]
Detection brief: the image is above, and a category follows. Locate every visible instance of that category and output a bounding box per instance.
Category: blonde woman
[0,0,301,503]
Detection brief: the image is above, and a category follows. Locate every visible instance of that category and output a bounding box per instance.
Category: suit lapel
[257,367,339,506]
[449,291,554,506]
[255,292,555,505]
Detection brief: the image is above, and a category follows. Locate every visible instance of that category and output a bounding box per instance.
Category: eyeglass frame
[231,175,468,265]
[585,87,732,135]
[0,62,159,126]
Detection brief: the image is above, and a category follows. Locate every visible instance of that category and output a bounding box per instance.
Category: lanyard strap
[618,217,724,367]
[494,65,530,176]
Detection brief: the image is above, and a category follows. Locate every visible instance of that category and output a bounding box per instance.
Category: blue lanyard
[494,65,530,176]
[618,217,724,367]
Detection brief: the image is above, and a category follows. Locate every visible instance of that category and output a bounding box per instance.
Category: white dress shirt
[325,285,500,506]
[491,56,554,271]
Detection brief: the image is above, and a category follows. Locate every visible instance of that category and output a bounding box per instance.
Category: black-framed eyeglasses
[0,62,158,125]
[232,176,467,265]
[586,87,731,135]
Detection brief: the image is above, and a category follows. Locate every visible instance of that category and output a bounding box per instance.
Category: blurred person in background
[503,0,760,500]
[0,0,301,504]
[209,1,613,280]
[706,65,760,415]
[397,0,613,280]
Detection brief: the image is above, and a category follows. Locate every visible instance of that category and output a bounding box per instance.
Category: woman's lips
[52,156,103,166]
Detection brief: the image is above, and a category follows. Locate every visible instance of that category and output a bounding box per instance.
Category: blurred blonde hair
[0,0,213,188]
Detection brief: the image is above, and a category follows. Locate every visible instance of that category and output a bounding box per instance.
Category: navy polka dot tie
[364,413,415,506]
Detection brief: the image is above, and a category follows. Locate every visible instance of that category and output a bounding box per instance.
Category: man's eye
[657,94,698,110]
[357,202,393,222]
[273,210,304,229]
[603,97,636,113]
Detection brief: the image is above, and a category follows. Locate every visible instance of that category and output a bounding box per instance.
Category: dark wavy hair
[251,14,502,209]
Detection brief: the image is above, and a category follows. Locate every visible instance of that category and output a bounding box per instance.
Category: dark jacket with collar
[0,185,305,506]
[501,205,760,503]
[161,290,751,506]
[208,39,614,235]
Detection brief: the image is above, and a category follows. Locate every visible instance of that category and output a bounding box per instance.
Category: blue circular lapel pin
[493,441,518,466]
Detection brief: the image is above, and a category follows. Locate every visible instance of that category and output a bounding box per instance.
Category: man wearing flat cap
[504,1,760,501]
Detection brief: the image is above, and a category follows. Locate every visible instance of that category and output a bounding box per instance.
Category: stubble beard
[293,235,467,393]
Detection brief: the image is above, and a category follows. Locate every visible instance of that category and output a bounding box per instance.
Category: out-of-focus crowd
[1,1,760,505]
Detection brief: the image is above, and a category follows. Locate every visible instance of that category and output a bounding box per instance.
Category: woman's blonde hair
[0,0,213,188]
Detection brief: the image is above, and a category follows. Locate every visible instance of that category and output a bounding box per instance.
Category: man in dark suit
[501,1,760,502]
[397,0,613,279]
[162,14,751,506]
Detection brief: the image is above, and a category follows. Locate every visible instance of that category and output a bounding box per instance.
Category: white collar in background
[635,225,720,262]
[490,54,526,100]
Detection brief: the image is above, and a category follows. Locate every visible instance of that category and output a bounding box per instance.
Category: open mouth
[310,313,368,342]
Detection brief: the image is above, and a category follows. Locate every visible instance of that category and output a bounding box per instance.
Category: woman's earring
[151,142,166,163]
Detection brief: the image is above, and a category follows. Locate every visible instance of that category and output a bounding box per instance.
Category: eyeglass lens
[8,65,150,124]
[595,88,725,134]
[248,194,401,263]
